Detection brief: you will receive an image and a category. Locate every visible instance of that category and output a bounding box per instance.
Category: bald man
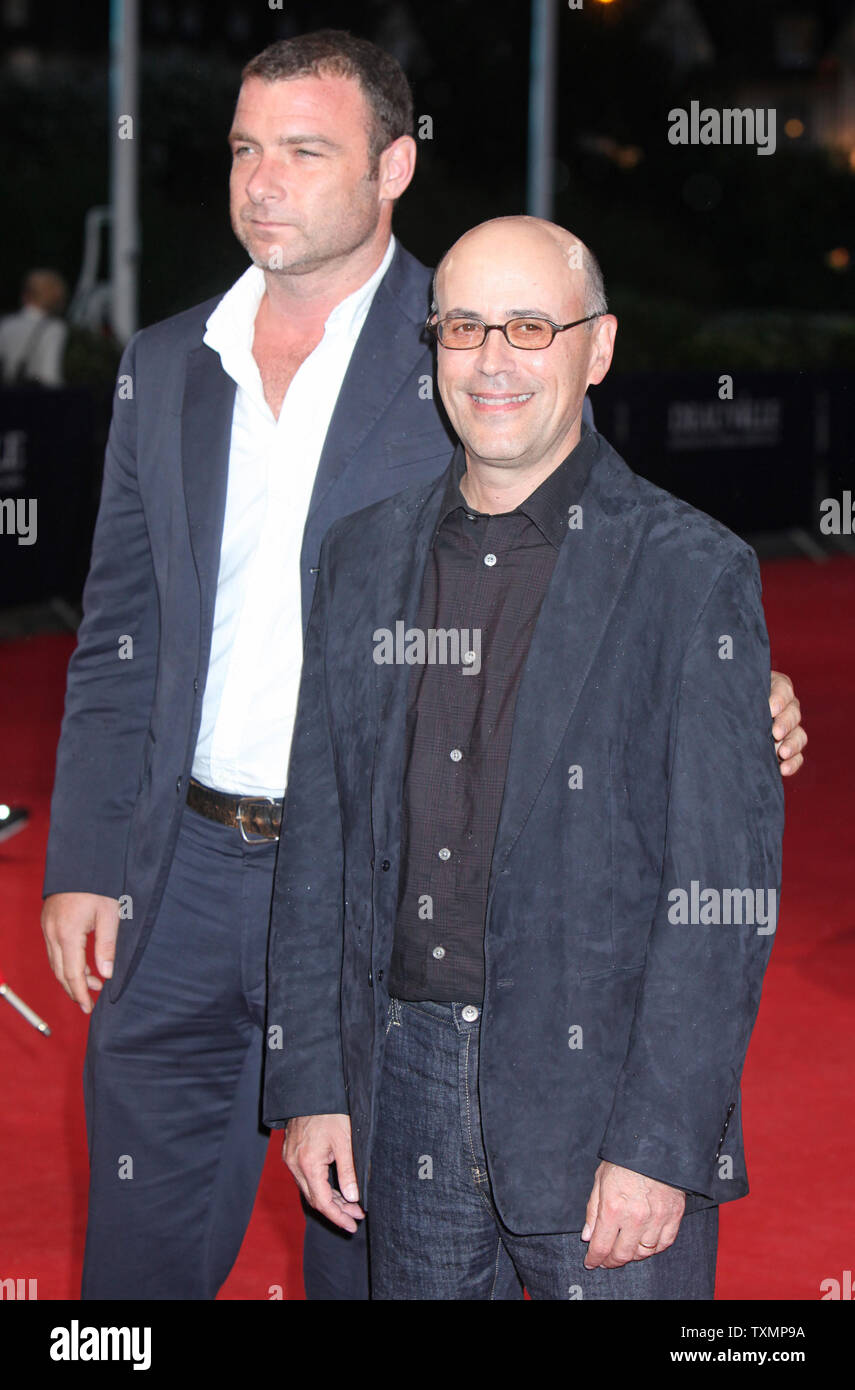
[263,216,786,1299]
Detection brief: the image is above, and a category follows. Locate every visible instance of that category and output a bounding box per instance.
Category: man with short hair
[42,30,804,1302]
[41,29,452,1302]
[265,216,786,1299]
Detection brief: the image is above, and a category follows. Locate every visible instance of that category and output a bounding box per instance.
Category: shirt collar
[324,233,396,338]
[203,233,397,361]
[434,419,597,549]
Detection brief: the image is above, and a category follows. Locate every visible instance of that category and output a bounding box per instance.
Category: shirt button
[484,553,497,567]
[176,776,183,794]
[193,678,199,693]
[449,748,463,762]
[461,1004,479,1022]
[432,946,446,960]
[438,847,451,861]
[381,859,391,871]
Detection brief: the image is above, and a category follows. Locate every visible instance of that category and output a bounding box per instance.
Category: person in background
[0,270,69,387]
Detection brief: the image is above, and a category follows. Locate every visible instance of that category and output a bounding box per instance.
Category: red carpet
[0,555,852,1300]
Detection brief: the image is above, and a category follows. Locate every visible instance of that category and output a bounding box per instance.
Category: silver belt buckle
[236,796,279,844]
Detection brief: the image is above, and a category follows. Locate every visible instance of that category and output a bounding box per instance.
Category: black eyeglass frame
[425,311,600,349]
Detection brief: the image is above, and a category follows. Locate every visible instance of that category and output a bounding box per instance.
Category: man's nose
[472,325,518,373]
[244,155,285,203]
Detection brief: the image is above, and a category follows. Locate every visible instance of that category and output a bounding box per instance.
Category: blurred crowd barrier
[592,369,852,537]
[0,386,97,606]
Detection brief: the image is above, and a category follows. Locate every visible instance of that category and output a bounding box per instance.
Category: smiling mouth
[469,392,534,406]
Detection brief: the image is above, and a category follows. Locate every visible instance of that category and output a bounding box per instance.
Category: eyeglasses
[425,312,599,350]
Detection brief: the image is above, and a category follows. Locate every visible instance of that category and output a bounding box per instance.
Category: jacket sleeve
[43,334,159,899]
[263,530,348,1125]
[598,547,784,1197]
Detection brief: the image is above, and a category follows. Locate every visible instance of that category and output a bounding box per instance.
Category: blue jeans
[368,998,718,1300]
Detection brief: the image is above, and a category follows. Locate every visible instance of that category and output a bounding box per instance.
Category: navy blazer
[263,427,785,1235]
[44,243,458,998]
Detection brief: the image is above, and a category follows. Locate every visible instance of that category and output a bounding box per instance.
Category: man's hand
[582,1160,686,1269]
[770,670,806,777]
[41,892,119,1014]
[282,1114,365,1233]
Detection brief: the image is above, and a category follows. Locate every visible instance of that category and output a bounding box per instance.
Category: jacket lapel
[369,475,447,859]
[488,446,648,885]
[306,245,430,525]
[181,343,235,622]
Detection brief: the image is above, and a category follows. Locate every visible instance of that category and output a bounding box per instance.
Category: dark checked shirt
[388,427,597,1002]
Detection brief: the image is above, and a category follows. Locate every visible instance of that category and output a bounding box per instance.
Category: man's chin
[244,244,312,275]
[456,429,532,466]
[234,228,298,270]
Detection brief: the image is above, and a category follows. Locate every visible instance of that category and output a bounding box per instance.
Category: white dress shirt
[192,235,396,797]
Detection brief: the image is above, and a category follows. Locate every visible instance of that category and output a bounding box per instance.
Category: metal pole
[526,0,558,219]
[109,0,139,342]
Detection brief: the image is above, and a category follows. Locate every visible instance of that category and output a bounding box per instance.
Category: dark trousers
[368,998,719,1300]
[81,803,368,1300]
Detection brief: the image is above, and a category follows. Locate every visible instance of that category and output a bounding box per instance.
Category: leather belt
[187,777,282,843]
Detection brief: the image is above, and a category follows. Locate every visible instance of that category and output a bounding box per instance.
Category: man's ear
[587,314,617,388]
[378,135,417,204]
